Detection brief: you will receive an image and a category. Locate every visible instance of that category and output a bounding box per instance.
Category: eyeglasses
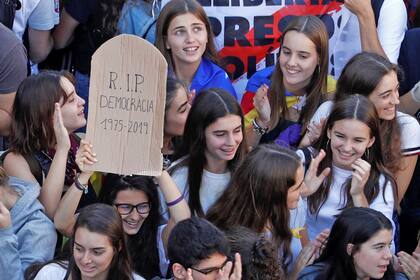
[114,202,151,215]
[190,259,229,275]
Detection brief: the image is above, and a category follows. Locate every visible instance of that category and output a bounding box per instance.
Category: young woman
[307,52,420,204]
[54,142,191,279]
[163,78,191,168]
[168,88,246,217]
[303,95,396,244]
[3,71,95,219]
[27,203,144,280]
[155,0,237,99]
[207,143,329,278]
[298,207,407,280]
[240,15,334,148]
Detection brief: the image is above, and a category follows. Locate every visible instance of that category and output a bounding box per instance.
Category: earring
[364,148,370,159]
[325,138,330,150]
[317,64,320,73]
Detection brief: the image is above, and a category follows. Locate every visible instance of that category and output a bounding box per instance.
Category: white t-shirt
[288,197,307,271]
[327,0,407,78]
[34,263,145,280]
[310,101,420,155]
[13,0,59,40]
[169,165,230,215]
[157,224,170,277]
[305,165,395,245]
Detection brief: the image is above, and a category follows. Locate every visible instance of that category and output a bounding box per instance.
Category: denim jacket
[118,0,161,44]
[0,177,57,280]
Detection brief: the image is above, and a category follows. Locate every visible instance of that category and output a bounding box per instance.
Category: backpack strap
[23,153,43,186]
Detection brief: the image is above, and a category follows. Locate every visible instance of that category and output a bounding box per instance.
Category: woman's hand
[350,158,371,196]
[312,229,330,258]
[53,103,71,152]
[301,149,331,197]
[75,139,97,181]
[306,118,326,145]
[290,245,316,280]
[397,251,420,279]
[253,84,271,126]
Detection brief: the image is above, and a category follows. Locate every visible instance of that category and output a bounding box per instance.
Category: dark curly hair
[224,227,285,280]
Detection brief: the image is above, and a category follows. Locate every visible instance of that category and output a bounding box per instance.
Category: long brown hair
[335,52,402,174]
[68,204,133,280]
[268,15,329,131]
[155,0,220,73]
[25,204,134,280]
[309,95,396,215]
[172,88,247,217]
[9,71,73,155]
[207,144,301,270]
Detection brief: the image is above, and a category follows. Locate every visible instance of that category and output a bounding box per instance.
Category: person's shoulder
[297,262,326,279]
[396,111,420,154]
[133,272,146,280]
[34,263,67,279]
[395,272,409,280]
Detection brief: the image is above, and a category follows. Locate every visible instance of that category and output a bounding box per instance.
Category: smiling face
[59,77,86,133]
[328,119,375,170]
[73,227,116,279]
[165,86,191,137]
[165,12,208,70]
[279,30,319,94]
[114,189,150,235]
[368,71,400,121]
[204,114,243,170]
[351,229,393,280]
[287,164,305,210]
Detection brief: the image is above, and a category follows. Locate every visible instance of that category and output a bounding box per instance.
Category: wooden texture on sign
[86,34,167,175]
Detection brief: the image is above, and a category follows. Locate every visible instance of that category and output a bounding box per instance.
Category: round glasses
[114,202,151,215]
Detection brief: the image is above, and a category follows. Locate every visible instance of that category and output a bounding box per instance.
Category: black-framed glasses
[190,259,229,275]
[114,202,151,215]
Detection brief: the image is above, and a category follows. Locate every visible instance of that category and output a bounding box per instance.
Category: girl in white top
[207,144,330,279]
[304,52,420,204]
[303,95,396,244]
[28,204,144,280]
[169,88,247,216]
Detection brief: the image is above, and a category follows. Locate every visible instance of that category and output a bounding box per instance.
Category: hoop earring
[364,148,370,159]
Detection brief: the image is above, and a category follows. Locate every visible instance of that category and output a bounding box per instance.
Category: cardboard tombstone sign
[86,34,167,176]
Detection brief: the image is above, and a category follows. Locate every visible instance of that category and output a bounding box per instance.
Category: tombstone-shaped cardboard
[86,34,167,176]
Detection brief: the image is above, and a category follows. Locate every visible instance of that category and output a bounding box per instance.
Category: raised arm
[155,170,191,251]
[53,8,80,49]
[244,84,271,148]
[54,140,97,236]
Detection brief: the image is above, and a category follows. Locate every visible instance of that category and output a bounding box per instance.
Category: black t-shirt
[65,0,113,75]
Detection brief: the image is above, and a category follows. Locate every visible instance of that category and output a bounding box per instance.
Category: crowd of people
[1,0,420,279]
